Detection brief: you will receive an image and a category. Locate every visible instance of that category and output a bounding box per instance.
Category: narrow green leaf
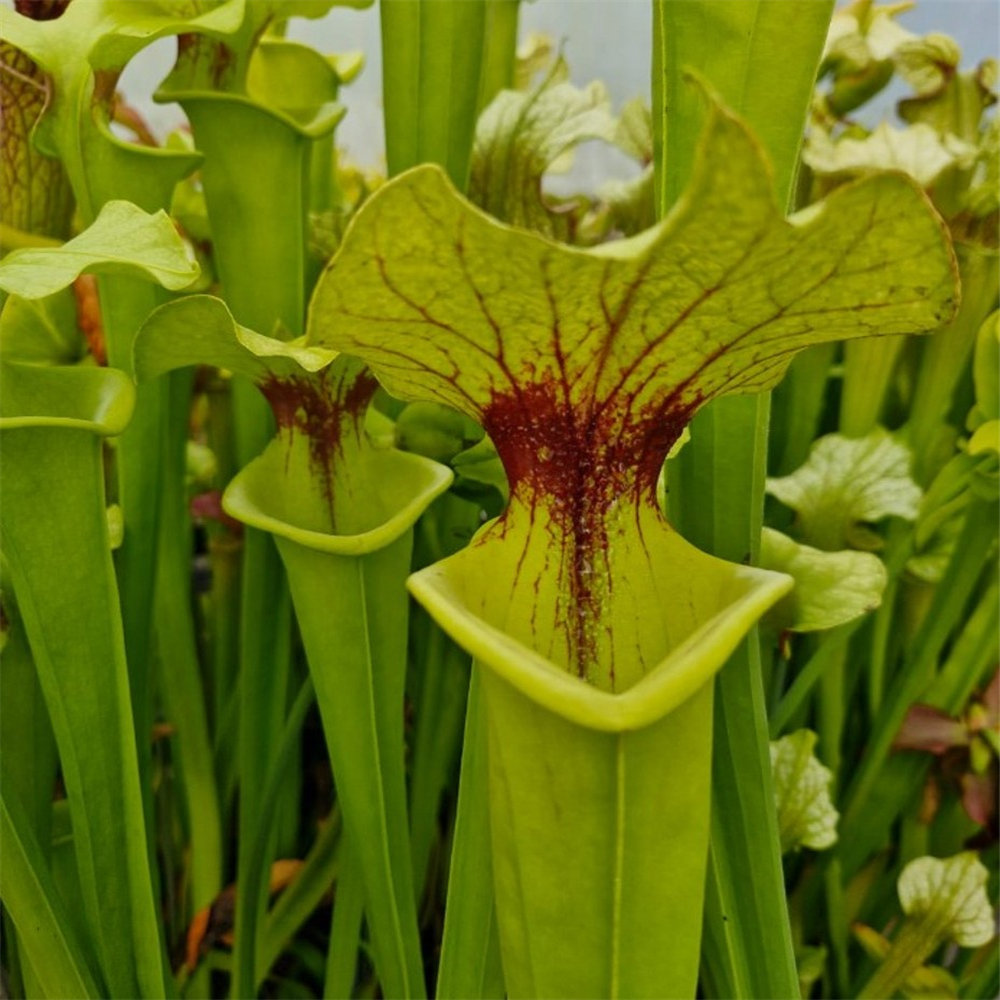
[960,939,1000,1000]
[0,369,167,999]
[1,775,103,1000]
[154,372,223,916]
[840,500,999,874]
[324,836,364,999]
[700,626,796,1000]
[973,310,1000,419]
[258,813,342,987]
[244,674,317,988]
[478,0,520,109]
[772,343,837,474]
[0,582,57,870]
[407,498,481,902]
[968,310,999,447]
[908,246,999,485]
[436,668,505,1000]
[839,336,908,438]
[654,1,837,216]
[258,535,428,999]
[652,6,836,998]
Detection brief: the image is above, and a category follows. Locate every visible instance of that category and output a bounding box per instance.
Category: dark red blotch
[482,377,699,681]
[259,368,379,519]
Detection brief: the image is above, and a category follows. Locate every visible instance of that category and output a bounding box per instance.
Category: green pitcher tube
[135,296,451,998]
[409,508,792,998]
[223,416,452,1000]
[0,363,167,999]
[156,56,344,998]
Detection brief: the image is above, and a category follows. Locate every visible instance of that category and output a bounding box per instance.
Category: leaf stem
[857,917,941,1000]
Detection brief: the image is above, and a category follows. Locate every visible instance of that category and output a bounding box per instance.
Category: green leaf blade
[1,779,103,1000]
[760,527,887,632]
[0,201,199,298]
[380,0,487,187]
[770,729,839,853]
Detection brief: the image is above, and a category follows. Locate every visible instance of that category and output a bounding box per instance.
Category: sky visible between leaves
[84,0,999,185]
[2,0,993,187]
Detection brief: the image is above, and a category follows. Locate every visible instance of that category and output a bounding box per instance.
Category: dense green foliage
[0,2,996,998]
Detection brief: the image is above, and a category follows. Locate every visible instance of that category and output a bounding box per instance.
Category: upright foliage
[0,3,996,1000]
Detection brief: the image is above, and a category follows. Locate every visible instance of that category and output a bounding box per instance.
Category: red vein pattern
[308,99,957,690]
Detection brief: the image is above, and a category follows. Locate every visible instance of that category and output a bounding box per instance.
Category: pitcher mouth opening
[223,440,453,557]
[408,529,793,732]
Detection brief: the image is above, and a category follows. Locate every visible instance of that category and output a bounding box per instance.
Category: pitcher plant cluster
[0,1,997,999]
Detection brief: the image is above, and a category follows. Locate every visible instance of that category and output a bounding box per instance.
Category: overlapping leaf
[135,294,334,384]
[0,0,243,79]
[760,527,886,632]
[767,429,923,551]
[134,294,454,544]
[805,122,978,189]
[0,289,81,365]
[969,310,999,455]
[0,39,73,239]
[0,201,198,298]
[469,58,619,236]
[162,0,366,95]
[0,0,243,216]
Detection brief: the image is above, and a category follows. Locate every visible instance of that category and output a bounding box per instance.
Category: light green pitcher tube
[135,294,452,997]
[409,509,792,999]
[0,364,166,999]
[155,65,343,998]
[481,675,713,998]
[221,367,452,1000]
